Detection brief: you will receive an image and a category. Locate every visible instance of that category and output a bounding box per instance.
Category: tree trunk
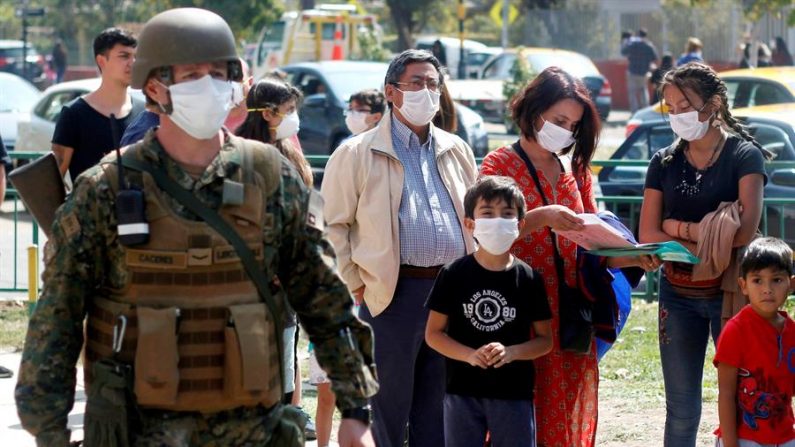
[300,0,316,10]
[387,2,415,50]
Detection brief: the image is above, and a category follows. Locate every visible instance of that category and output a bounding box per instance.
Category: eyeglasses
[392,78,441,92]
[344,108,372,116]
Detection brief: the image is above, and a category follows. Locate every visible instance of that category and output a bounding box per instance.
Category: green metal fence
[4,153,793,300]
[2,152,42,293]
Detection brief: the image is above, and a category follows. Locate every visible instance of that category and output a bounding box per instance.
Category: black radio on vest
[111,113,150,246]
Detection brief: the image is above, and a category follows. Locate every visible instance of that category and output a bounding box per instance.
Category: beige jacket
[321,113,478,316]
[691,201,752,326]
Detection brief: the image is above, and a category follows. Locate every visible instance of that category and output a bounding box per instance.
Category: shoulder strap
[121,154,285,387]
[511,141,570,287]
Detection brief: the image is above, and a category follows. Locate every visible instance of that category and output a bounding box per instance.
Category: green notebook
[587,241,700,264]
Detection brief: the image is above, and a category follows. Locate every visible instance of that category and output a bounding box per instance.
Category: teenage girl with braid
[639,62,769,447]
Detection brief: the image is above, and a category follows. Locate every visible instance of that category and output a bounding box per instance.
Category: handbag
[512,142,594,354]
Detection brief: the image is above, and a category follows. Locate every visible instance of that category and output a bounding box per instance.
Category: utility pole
[501,0,509,49]
[458,0,466,79]
[15,2,45,81]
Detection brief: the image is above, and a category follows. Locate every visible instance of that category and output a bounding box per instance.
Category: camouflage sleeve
[15,170,110,445]
[276,167,378,410]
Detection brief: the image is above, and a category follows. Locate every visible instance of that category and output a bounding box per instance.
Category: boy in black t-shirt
[425,175,553,447]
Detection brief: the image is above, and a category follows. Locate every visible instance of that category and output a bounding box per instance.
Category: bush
[502,47,537,133]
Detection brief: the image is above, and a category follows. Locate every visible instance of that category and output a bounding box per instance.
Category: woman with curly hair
[639,62,769,447]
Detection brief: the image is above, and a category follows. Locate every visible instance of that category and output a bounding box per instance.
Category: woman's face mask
[162,75,234,140]
[535,119,575,153]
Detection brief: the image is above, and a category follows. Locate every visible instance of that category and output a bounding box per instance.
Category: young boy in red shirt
[714,237,795,447]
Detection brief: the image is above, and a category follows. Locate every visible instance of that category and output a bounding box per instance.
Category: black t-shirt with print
[426,254,551,400]
[645,135,767,222]
[52,97,144,180]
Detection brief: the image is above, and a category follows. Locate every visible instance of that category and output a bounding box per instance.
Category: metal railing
[5,152,793,303]
[2,152,42,295]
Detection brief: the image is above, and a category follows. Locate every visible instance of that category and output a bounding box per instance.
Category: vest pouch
[225,303,275,401]
[134,307,179,406]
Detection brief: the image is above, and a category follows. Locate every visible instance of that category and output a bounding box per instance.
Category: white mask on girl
[535,119,575,153]
[272,111,300,140]
[669,108,712,141]
[473,217,520,255]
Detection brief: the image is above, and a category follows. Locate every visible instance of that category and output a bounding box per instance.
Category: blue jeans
[659,276,723,447]
[443,394,536,447]
[359,277,445,447]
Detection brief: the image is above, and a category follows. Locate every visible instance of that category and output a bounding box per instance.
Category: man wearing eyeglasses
[322,49,478,447]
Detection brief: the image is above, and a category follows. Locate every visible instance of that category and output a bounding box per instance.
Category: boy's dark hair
[740,237,794,277]
[350,89,386,114]
[464,176,526,219]
[93,28,137,58]
[637,28,648,38]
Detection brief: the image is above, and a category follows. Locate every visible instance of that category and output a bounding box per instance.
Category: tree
[384,0,445,50]
[688,0,795,24]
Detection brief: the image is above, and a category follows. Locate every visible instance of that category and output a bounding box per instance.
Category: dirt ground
[596,378,719,447]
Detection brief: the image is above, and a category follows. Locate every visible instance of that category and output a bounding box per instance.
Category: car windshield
[526,53,600,78]
[0,46,40,58]
[466,53,493,66]
[0,76,40,112]
[324,70,386,101]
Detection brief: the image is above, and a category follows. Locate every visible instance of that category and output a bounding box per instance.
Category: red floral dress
[480,146,598,447]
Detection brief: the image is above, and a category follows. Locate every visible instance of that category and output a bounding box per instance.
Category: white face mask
[345,111,372,135]
[473,217,520,255]
[396,88,440,127]
[166,75,234,140]
[273,111,300,140]
[535,119,575,153]
[669,109,712,141]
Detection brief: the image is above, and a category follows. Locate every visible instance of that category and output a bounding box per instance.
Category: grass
[0,301,28,351]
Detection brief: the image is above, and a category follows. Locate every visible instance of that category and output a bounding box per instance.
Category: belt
[399,265,442,279]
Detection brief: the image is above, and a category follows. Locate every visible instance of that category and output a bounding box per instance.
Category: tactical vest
[85,141,284,413]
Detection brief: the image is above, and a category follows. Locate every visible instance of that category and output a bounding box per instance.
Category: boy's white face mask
[473,217,520,255]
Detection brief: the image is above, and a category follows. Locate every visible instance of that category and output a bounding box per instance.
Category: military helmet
[131,8,242,89]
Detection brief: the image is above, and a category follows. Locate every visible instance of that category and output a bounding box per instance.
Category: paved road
[0,351,334,446]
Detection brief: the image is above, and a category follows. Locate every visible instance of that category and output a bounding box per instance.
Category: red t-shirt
[713,305,795,443]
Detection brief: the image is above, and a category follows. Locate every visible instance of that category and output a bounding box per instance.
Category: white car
[0,72,41,152]
[16,78,144,153]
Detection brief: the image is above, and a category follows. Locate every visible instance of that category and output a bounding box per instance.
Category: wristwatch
[341,405,372,426]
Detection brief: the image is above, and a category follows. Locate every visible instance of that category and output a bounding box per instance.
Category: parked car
[280,60,489,156]
[0,39,49,85]
[626,66,795,137]
[445,47,612,124]
[599,103,795,240]
[464,47,502,79]
[415,36,488,79]
[0,72,41,155]
[15,78,144,153]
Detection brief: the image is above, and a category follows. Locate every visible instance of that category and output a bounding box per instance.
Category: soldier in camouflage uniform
[15,8,378,447]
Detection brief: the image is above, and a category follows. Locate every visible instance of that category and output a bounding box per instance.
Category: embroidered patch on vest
[126,249,188,269]
[62,212,81,239]
[306,190,324,232]
[187,248,213,266]
[214,244,264,264]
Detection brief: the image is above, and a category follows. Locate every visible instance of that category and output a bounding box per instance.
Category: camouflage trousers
[132,404,306,447]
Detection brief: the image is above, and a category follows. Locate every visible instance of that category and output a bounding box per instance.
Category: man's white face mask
[164,75,234,139]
